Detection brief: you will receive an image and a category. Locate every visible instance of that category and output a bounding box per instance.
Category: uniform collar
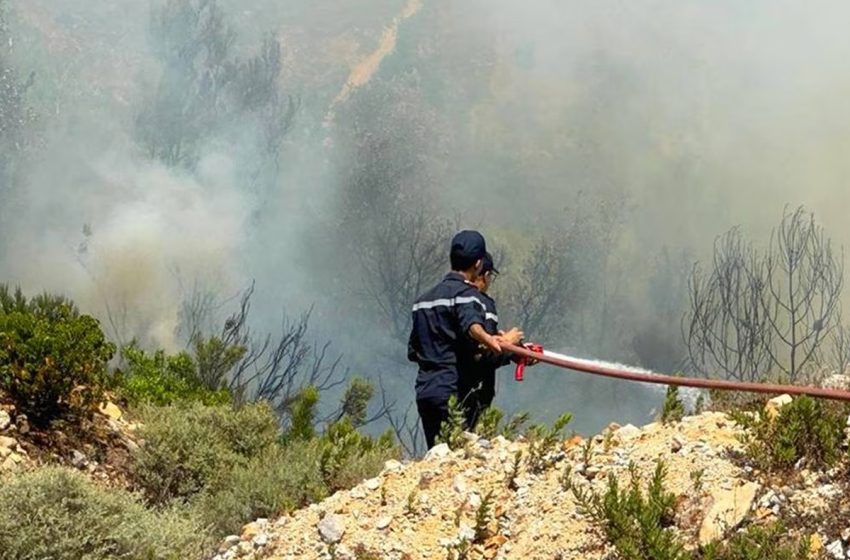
[445,271,476,287]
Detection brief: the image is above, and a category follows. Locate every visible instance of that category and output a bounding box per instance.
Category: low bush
[195,442,328,534]
[0,467,211,560]
[319,417,398,491]
[116,344,231,406]
[573,461,686,560]
[525,413,572,473]
[701,523,812,560]
[131,401,280,504]
[0,286,115,424]
[661,385,685,424]
[730,395,847,472]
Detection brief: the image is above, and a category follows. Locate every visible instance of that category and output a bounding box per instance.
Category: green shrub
[573,461,687,560]
[730,395,847,472]
[474,406,504,440]
[0,467,211,560]
[319,417,398,491]
[284,385,320,442]
[661,385,685,424]
[701,523,812,560]
[117,344,231,406]
[337,376,374,428]
[526,413,572,473]
[131,401,280,504]
[195,441,328,534]
[0,287,115,424]
[438,394,466,449]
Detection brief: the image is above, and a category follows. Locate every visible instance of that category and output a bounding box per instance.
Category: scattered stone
[334,544,355,560]
[70,450,88,469]
[317,514,345,544]
[615,424,640,440]
[365,478,381,491]
[826,539,844,560]
[452,474,468,494]
[16,414,29,434]
[425,443,451,460]
[0,410,10,431]
[220,535,241,552]
[764,394,793,419]
[699,481,759,544]
[252,533,269,548]
[418,471,436,489]
[99,401,123,421]
[0,447,10,459]
[383,459,403,473]
[671,436,685,452]
[376,516,393,530]
[350,487,366,500]
[0,436,16,449]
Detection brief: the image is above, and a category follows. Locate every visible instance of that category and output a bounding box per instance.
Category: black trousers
[417,398,448,449]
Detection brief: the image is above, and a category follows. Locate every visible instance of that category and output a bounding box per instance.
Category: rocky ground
[0,397,141,487]
[215,401,850,560]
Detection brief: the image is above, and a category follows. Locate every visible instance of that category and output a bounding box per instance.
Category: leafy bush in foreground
[131,401,280,504]
[0,467,210,560]
[730,395,847,472]
[0,286,115,424]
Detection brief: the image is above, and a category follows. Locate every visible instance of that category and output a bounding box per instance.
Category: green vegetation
[438,394,467,449]
[574,461,686,560]
[574,461,814,560]
[661,385,685,424]
[117,344,231,406]
[730,395,847,472]
[0,286,398,559]
[0,467,211,560]
[0,285,115,424]
[525,413,572,473]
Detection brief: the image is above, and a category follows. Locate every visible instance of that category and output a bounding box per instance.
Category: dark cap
[482,252,499,275]
[450,230,487,270]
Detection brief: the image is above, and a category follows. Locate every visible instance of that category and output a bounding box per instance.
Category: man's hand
[469,323,502,353]
[498,327,524,346]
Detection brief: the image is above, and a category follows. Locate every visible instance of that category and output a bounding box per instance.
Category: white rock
[467,492,482,510]
[425,443,451,460]
[334,544,356,560]
[383,459,403,472]
[349,487,366,500]
[0,436,16,449]
[252,533,269,548]
[458,524,476,542]
[699,482,760,544]
[376,516,393,530]
[615,424,641,440]
[452,474,468,494]
[71,450,87,468]
[317,514,346,544]
[0,411,10,431]
[220,535,241,550]
[826,539,844,559]
[365,478,381,491]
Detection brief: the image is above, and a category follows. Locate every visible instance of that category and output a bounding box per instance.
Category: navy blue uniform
[408,272,487,447]
[458,291,511,427]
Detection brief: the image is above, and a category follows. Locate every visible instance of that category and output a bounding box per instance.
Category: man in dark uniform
[408,230,504,448]
[458,252,523,429]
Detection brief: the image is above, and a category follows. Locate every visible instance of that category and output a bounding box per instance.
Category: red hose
[500,342,850,402]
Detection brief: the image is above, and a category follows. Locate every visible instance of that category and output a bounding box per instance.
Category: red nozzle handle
[514,343,543,381]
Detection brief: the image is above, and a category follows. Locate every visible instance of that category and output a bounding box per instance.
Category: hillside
[213,400,850,560]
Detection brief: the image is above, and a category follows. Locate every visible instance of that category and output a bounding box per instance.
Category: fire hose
[501,342,850,402]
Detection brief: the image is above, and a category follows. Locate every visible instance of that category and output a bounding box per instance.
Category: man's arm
[469,323,502,353]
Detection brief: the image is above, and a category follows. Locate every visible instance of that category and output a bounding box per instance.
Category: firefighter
[458,252,523,429]
[408,230,504,448]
